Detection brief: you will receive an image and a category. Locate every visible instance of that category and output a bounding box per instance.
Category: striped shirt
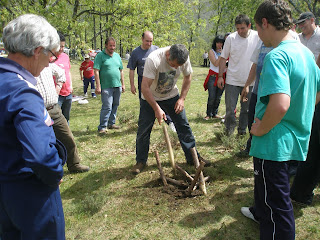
[35,63,66,108]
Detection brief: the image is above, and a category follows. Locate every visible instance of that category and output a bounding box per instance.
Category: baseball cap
[84,54,90,59]
[296,12,315,24]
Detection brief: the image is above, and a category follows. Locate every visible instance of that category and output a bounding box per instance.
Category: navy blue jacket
[0,57,65,186]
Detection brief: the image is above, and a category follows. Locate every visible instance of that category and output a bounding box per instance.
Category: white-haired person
[0,14,66,239]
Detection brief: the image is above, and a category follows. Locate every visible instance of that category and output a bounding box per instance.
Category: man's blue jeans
[136,95,196,164]
[224,84,252,135]
[58,93,73,122]
[98,87,121,130]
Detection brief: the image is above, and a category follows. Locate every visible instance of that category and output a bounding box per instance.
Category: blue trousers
[0,177,65,240]
[136,96,196,164]
[250,158,295,240]
[98,87,121,130]
[58,93,72,122]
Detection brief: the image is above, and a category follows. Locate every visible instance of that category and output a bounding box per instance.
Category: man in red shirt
[80,54,96,98]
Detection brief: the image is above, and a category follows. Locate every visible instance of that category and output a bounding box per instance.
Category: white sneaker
[84,93,88,98]
[168,122,177,133]
[241,207,259,223]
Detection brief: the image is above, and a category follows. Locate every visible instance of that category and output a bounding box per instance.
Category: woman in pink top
[55,33,73,123]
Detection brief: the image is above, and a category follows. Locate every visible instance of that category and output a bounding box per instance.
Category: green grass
[60,60,320,239]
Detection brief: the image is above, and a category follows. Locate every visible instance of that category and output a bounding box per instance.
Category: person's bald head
[141,31,154,50]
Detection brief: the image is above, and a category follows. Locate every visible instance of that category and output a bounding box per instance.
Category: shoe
[168,122,177,132]
[84,93,88,97]
[107,125,120,129]
[69,164,90,173]
[198,156,212,167]
[203,116,211,120]
[98,129,108,134]
[241,207,259,223]
[131,162,146,175]
[212,115,222,119]
[92,94,97,98]
[238,131,246,136]
[236,150,249,158]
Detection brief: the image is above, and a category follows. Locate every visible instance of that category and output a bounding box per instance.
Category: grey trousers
[224,84,252,135]
[48,104,80,168]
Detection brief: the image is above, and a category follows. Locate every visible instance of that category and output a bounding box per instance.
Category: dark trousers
[49,104,80,169]
[83,76,95,95]
[136,96,196,164]
[0,177,65,239]
[291,104,320,204]
[250,158,295,240]
[206,75,224,117]
[245,92,257,152]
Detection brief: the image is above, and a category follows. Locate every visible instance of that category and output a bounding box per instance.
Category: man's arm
[120,69,125,93]
[141,76,166,124]
[316,92,320,105]
[50,63,66,95]
[80,69,83,81]
[94,68,101,94]
[316,54,320,68]
[129,69,136,95]
[240,63,257,102]
[251,93,290,136]
[175,74,191,114]
[217,57,227,89]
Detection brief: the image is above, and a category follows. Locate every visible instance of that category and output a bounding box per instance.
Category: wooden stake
[165,177,188,188]
[155,150,167,186]
[190,147,207,195]
[194,176,210,190]
[187,161,205,195]
[162,124,176,172]
[175,164,193,182]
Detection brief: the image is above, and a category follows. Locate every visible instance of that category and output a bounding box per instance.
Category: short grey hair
[169,44,189,65]
[3,14,60,57]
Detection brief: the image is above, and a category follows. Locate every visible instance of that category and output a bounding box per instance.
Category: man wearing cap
[296,12,320,67]
[290,11,320,206]
[80,54,96,98]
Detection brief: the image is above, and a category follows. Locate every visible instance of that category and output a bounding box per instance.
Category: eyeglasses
[48,50,58,63]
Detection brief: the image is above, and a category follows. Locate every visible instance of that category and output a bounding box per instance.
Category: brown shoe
[131,162,146,175]
[107,125,120,129]
[69,164,90,173]
[198,156,212,167]
[98,129,108,134]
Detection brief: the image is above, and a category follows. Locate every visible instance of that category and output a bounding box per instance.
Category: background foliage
[1,0,319,64]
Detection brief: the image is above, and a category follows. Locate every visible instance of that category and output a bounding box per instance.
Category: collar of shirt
[0,57,36,86]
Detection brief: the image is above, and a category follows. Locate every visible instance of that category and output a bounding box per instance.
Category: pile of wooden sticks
[155,124,209,196]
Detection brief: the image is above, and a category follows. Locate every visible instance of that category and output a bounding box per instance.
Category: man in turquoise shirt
[94,37,125,133]
[241,1,320,239]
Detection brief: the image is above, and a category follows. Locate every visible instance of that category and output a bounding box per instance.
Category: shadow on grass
[179,183,259,240]
[61,165,136,215]
[71,124,138,142]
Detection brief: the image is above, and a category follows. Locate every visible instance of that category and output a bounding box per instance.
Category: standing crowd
[1,0,320,239]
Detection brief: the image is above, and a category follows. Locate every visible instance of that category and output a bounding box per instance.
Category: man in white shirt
[132,44,210,174]
[218,14,260,136]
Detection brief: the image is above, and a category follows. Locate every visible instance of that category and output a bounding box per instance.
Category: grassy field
[60,59,320,240]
